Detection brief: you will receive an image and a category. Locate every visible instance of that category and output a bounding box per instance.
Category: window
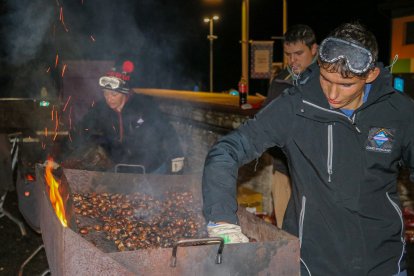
[405,21,414,45]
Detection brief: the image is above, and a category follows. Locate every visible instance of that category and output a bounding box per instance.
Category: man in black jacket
[203,22,414,275]
[265,24,317,104]
[264,24,318,228]
[76,61,184,174]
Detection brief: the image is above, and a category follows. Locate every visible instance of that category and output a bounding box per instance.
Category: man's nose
[328,85,339,100]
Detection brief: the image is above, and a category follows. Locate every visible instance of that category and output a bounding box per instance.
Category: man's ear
[366,67,380,83]
[311,43,318,56]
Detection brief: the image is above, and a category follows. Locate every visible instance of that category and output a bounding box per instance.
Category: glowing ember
[45,159,67,227]
[55,53,59,68]
[53,111,59,141]
[63,96,71,112]
[59,7,69,32]
[25,174,35,181]
[61,64,67,77]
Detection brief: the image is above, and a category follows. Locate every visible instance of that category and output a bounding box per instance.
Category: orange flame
[45,159,67,227]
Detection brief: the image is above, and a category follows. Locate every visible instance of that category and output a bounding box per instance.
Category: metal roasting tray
[36,166,300,275]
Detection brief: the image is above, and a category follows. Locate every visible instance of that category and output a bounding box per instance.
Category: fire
[45,159,67,227]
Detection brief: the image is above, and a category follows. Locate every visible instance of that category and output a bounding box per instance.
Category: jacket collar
[299,63,395,111]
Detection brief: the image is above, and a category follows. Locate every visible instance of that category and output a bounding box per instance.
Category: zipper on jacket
[299,196,312,276]
[386,192,405,274]
[327,125,333,183]
[302,100,361,133]
[351,113,361,133]
[299,196,306,248]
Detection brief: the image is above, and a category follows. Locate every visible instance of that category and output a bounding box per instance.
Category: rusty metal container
[36,166,299,275]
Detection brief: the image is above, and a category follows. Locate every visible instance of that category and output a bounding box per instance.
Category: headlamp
[319,37,375,74]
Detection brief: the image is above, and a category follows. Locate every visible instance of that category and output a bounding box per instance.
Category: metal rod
[209,19,214,93]
[0,192,27,236]
[18,244,46,276]
[170,237,224,267]
[1,209,27,236]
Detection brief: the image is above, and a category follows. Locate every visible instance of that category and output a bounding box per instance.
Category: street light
[241,0,249,91]
[204,15,219,92]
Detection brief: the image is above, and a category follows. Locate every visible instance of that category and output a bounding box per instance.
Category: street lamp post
[204,15,219,93]
[241,0,249,89]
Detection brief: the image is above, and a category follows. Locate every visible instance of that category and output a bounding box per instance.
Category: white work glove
[207,222,249,244]
[171,157,184,173]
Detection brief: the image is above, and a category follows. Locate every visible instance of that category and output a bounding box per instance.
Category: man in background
[264,24,318,227]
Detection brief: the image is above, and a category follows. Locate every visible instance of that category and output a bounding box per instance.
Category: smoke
[3,0,54,66]
[1,0,206,96]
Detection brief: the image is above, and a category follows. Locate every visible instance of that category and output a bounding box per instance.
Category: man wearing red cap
[77,61,184,174]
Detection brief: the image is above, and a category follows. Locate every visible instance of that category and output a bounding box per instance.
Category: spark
[46,66,51,73]
[55,53,59,68]
[90,35,95,42]
[63,96,71,112]
[59,7,69,32]
[61,64,67,77]
[54,111,59,133]
[53,111,59,141]
[69,106,73,130]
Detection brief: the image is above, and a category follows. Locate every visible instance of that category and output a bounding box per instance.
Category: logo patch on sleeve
[365,127,395,153]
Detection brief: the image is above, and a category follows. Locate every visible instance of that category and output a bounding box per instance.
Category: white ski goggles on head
[99,76,123,90]
[319,37,375,74]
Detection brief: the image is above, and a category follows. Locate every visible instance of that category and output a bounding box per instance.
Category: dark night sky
[0,0,397,97]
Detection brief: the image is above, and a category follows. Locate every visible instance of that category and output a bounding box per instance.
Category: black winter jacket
[202,63,414,275]
[264,67,314,174]
[79,93,183,173]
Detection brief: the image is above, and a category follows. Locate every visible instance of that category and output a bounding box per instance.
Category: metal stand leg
[18,244,50,276]
[0,192,27,236]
